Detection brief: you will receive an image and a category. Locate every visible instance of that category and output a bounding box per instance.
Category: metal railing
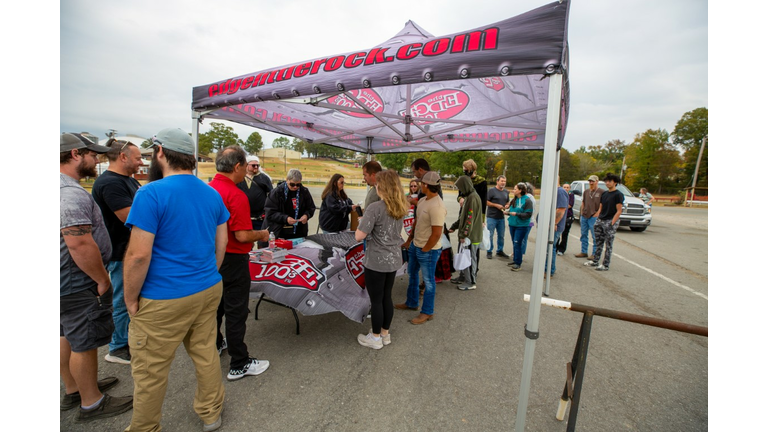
[523,295,707,431]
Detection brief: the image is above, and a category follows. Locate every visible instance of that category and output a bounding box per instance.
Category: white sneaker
[556,251,564,256]
[457,284,476,291]
[227,358,270,381]
[357,332,383,350]
[370,329,391,346]
[584,261,598,267]
[218,338,227,356]
[595,265,609,271]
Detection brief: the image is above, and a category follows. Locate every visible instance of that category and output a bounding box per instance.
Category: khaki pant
[125,282,225,432]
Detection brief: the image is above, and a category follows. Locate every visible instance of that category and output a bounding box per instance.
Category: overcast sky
[59,0,707,152]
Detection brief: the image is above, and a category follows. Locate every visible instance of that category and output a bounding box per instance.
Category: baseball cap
[152,128,195,156]
[588,175,599,182]
[420,171,441,186]
[60,133,111,154]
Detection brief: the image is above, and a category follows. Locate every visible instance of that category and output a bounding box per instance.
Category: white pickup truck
[570,180,652,232]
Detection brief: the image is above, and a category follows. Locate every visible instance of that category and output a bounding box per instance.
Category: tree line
[179,107,707,195]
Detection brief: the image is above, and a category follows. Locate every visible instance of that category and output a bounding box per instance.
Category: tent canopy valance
[191,0,570,154]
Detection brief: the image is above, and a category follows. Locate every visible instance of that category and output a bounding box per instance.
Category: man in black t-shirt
[584,173,623,271]
[92,139,143,364]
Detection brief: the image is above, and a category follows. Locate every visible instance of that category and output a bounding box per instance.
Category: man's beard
[76,158,97,178]
[148,155,164,182]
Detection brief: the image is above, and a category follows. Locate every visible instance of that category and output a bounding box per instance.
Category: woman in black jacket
[264,169,316,239]
[318,174,359,233]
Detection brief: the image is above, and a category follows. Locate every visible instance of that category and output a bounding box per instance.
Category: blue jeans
[486,217,506,254]
[508,225,528,265]
[546,231,562,275]
[580,216,598,255]
[406,243,441,315]
[107,261,130,352]
[522,224,533,255]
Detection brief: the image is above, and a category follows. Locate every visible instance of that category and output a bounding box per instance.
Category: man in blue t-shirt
[123,128,230,432]
[545,178,569,278]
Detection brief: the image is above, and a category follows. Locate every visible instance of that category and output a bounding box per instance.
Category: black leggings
[365,267,395,334]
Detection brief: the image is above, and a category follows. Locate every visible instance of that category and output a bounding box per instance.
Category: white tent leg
[514,73,563,432]
[192,110,201,178]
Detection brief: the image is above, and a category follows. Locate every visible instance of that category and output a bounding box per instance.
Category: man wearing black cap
[92,138,144,366]
[60,133,134,421]
[123,128,229,431]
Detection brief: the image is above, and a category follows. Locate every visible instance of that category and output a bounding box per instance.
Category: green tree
[624,129,682,193]
[376,153,409,173]
[141,138,153,149]
[272,136,290,148]
[498,150,544,187]
[428,151,489,178]
[290,138,307,155]
[672,107,708,188]
[198,122,243,153]
[243,132,263,155]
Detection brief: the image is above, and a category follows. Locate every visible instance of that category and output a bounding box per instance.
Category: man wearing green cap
[123,128,229,432]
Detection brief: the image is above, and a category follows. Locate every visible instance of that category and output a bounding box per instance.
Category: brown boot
[574,253,587,258]
[409,313,434,325]
[395,303,418,311]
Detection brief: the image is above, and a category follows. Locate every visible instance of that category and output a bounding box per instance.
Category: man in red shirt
[209,146,271,381]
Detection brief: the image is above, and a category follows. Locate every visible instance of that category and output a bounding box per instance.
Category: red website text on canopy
[207,28,499,98]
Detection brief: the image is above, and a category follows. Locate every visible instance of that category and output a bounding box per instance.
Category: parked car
[570,180,652,232]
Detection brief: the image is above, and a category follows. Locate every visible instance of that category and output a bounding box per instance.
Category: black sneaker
[486,252,493,259]
[218,338,228,356]
[509,264,521,272]
[105,347,131,365]
[61,377,120,411]
[496,252,510,258]
[75,394,133,422]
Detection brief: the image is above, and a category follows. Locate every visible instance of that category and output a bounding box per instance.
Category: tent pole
[514,73,563,432]
[192,110,201,178]
[542,151,561,297]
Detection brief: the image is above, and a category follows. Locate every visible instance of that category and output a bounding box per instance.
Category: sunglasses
[109,138,132,152]
[249,164,260,168]
[288,182,302,188]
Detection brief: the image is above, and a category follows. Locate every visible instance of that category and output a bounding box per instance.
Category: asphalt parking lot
[59,187,708,431]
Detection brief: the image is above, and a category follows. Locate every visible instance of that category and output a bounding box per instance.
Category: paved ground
[60,187,708,431]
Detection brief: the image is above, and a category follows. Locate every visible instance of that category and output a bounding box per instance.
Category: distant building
[259,148,301,160]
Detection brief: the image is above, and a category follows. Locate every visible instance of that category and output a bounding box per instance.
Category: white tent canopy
[192,1,570,154]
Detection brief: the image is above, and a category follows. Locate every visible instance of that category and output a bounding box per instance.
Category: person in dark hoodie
[453,159,487,285]
[319,174,358,233]
[449,175,483,291]
[264,169,316,239]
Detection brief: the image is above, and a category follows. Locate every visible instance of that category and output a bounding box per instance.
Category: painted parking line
[568,234,708,300]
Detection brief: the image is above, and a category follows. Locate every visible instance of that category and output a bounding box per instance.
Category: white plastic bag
[482,227,491,250]
[440,233,452,250]
[453,244,471,270]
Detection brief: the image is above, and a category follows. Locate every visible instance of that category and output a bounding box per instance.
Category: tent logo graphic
[344,243,366,289]
[479,77,506,92]
[327,89,384,118]
[400,89,470,123]
[249,256,326,291]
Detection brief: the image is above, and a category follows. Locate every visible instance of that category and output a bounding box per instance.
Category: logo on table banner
[479,77,505,92]
[403,215,414,234]
[327,89,384,118]
[345,243,366,289]
[250,256,326,291]
[398,89,470,123]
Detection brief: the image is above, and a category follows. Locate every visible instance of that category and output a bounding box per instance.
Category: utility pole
[689,136,707,207]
